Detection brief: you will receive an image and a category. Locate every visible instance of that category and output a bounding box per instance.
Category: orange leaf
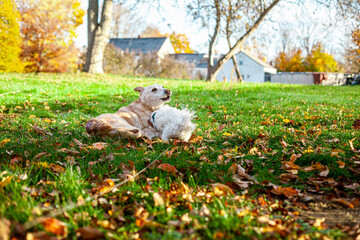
[336,160,345,169]
[40,218,67,236]
[332,198,354,208]
[158,163,178,174]
[283,161,301,170]
[227,163,237,175]
[271,186,298,199]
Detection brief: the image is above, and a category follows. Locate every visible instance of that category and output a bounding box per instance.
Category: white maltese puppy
[148,106,196,142]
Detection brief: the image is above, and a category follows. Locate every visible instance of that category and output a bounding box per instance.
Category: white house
[216,52,277,82]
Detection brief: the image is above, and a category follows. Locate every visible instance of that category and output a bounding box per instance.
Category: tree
[305,42,338,72]
[140,26,194,53]
[84,0,113,73]
[18,0,84,73]
[168,33,194,54]
[110,3,144,38]
[275,48,304,72]
[0,0,23,72]
[274,42,339,72]
[188,0,280,82]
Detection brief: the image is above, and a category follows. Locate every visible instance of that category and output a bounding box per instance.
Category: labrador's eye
[152,88,157,92]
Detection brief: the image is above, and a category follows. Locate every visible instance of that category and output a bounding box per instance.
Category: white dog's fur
[149,106,196,142]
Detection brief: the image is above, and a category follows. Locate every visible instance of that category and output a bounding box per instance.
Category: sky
[75,0,347,61]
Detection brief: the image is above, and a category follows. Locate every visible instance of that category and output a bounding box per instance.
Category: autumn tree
[18,0,84,73]
[274,42,338,72]
[275,48,304,72]
[84,0,113,73]
[188,0,280,82]
[305,42,338,72]
[140,26,194,54]
[0,0,23,72]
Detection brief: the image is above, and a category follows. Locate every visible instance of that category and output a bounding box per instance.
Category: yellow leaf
[0,175,12,188]
[222,132,232,136]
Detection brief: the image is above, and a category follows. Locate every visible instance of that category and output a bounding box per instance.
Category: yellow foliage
[0,0,24,72]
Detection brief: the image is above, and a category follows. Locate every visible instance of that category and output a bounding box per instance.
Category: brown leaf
[336,160,345,169]
[58,148,80,155]
[189,135,203,143]
[283,161,301,170]
[39,217,67,236]
[319,166,329,177]
[49,163,65,173]
[353,119,360,129]
[217,124,226,131]
[289,153,301,162]
[92,142,107,150]
[211,183,234,196]
[271,186,298,199]
[332,198,354,208]
[76,227,105,240]
[227,163,237,175]
[158,163,178,174]
[34,152,49,159]
[153,192,165,206]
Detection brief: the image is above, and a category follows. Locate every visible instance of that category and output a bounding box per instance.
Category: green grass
[0,73,359,239]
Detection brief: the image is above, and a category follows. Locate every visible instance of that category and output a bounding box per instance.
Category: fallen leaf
[211,183,234,196]
[76,227,105,240]
[49,163,65,173]
[0,175,12,188]
[92,142,107,150]
[58,148,80,155]
[353,119,360,129]
[271,186,298,199]
[153,192,165,206]
[227,163,237,175]
[217,124,226,131]
[332,198,354,208]
[39,217,67,236]
[0,218,11,240]
[319,166,329,177]
[158,163,178,174]
[336,160,345,168]
[34,152,49,159]
[283,161,301,170]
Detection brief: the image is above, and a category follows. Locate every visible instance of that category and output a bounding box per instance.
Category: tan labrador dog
[85,84,171,139]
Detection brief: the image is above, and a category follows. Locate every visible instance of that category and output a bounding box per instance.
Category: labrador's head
[134,84,171,109]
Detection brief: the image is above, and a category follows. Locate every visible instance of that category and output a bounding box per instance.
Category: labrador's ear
[134,86,144,95]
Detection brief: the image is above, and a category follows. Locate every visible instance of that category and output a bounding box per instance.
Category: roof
[239,51,276,70]
[109,37,168,54]
[170,53,206,68]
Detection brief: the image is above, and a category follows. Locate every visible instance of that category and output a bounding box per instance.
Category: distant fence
[271,72,346,86]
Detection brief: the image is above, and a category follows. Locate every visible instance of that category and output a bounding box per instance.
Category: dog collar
[148,112,157,128]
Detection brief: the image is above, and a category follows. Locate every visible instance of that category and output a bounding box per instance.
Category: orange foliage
[18,0,85,73]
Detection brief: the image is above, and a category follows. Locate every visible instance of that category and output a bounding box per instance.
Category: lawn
[0,73,359,239]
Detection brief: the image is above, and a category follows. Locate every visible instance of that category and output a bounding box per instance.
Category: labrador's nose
[164,89,171,95]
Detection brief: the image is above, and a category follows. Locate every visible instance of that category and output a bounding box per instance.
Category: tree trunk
[85,0,113,74]
[206,0,221,82]
[227,36,243,82]
[206,0,280,82]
